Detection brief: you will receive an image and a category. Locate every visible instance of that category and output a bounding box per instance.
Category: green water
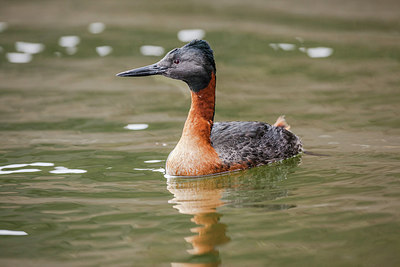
[1,0,400,266]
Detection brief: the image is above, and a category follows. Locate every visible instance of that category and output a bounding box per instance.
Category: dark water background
[1,0,399,266]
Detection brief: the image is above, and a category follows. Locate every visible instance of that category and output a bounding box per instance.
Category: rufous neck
[190,72,216,122]
[182,72,216,138]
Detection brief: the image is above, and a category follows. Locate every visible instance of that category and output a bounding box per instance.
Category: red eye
[173,59,180,64]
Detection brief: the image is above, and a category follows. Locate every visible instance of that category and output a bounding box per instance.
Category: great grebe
[117,40,302,176]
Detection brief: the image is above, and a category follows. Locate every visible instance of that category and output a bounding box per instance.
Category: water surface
[1,0,400,266]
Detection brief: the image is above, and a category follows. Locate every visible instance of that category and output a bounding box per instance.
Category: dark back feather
[211,121,302,168]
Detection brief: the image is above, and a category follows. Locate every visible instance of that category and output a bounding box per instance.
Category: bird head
[117,40,216,92]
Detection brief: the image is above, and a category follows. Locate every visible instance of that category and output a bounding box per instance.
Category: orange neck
[182,72,216,141]
[166,72,222,176]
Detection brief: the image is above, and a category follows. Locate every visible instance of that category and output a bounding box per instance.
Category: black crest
[183,40,216,73]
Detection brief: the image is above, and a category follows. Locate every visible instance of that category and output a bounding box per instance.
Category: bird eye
[173,59,180,64]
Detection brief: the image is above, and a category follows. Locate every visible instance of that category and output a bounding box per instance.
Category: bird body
[117,40,302,177]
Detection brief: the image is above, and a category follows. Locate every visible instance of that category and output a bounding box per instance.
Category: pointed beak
[116,64,167,77]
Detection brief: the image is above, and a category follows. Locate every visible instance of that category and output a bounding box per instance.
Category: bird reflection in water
[166,156,301,266]
[167,176,230,267]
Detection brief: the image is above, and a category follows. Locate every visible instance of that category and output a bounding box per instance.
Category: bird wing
[210,121,302,168]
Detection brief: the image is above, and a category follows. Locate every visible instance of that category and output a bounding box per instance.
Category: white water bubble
[0,163,28,169]
[88,22,105,34]
[177,29,205,42]
[144,160,163,163]
[307,47,333,58]
[0,22,8,33]
[30,162,55,167]
[58,35,80,48]
[0,162,53,175]
[49,166,87,174]
[278,43,296,51]
[96,45,113,56]
[124,124,149,130]
[6,52,32,63]
[134,168,165,173]
[0,162,54,169]
[0,230,28,236]
[140,45,165,56]
[269,43,296,51]
[15,41,45,54]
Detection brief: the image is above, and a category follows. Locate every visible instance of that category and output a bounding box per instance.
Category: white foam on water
[0,162,54,175]
[0,162,54,169]
[278,43,296,51]
[177,29,205,42]
[96,46,113,56]
[49,166,87,174]
[269,43,296,51]
[15,41,45,54]
[0,230,28,236]
[6,52,32,63]
[88,22,105,34]
[124,124,149,130]
[144,160,163,163]
[0,163,29,169]
[307,47,333,58]
[58,36,80,48]
[134,168,165,173]
[140,45,165,56]
[30,162,55,167]
[0,162,86,175]
[59,36,80,55]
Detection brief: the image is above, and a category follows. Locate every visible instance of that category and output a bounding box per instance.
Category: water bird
[117,40,302,177]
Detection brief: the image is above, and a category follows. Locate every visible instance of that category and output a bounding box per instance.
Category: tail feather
[274,115,291,131]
